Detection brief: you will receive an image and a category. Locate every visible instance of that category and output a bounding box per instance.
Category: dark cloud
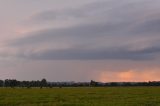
[12,44,160,61]
[8,0,160,61]
[11,21,127,46]
[25,47,156,61]
[132,18,160,35]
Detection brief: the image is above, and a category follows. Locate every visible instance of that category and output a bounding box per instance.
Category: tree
[0,80,4,87]
[4,79,10,87]
[40,78,47,88]
[90,80,98,87]
[10,79,18,88]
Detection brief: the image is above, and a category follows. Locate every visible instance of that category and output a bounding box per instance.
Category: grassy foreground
[0,87,160,106]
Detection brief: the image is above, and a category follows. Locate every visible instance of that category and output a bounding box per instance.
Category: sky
[0,0,160,82]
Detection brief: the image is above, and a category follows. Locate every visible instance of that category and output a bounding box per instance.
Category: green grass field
[0,87,160,106]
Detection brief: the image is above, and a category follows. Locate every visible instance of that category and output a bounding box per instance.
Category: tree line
[0,79,48,88]
[0,79,160,88]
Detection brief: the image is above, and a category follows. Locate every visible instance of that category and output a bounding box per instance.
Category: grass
[0,87,160,106]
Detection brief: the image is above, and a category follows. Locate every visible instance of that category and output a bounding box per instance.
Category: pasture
[0,87,160,106]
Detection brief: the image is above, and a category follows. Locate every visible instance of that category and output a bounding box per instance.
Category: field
[0,87,160,106]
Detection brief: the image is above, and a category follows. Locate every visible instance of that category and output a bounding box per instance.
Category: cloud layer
[5,0,160,61]
[1,0,160,81]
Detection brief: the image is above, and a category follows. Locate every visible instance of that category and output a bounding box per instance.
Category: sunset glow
[98,68,160,82]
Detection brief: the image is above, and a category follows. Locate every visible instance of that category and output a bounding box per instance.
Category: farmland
[0,87,160,106]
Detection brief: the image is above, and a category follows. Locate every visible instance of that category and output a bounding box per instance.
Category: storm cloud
[6,0,160,61]
[1,0,160,81]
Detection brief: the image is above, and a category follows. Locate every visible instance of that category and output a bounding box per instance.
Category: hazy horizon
[0,0,160,82]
